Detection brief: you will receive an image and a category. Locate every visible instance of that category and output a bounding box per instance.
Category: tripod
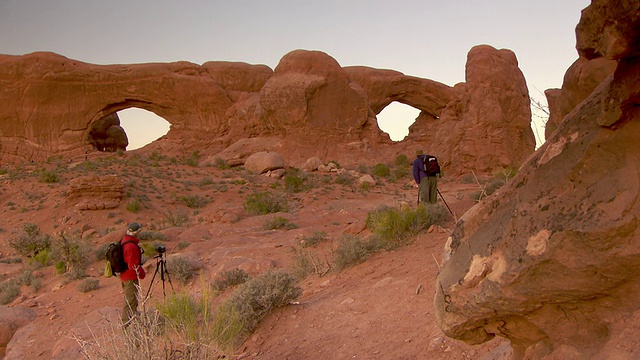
[145,252,175,299]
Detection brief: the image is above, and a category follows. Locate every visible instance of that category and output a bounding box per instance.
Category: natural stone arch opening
[376,102,421,142]
[117,108,171,150]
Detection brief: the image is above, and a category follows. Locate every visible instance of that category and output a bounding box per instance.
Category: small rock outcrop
[0,306,36,358]
[66,175,124,210]
[434,0,640,358]
[244,151,285,174]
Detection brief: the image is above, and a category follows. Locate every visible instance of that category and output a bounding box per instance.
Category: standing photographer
[120,222,146,326]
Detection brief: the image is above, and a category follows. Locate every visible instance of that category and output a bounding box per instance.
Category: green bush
[366,204,450,249]
[9,223,51,258]
[212,270,301,349]
[179,195,210,209]
[243,191,288,215]
[334,172,353,186]
[332,235,378,271]
[125,197,141,212]
[371,163,390,177]
[77,278,100,292]
[39,169,60,183]
[51,233,93,279]
[213,157,230,170]
[394,154,410,167]
[212,268,251,292]
[284,170,307,193]
[183,150,201,167]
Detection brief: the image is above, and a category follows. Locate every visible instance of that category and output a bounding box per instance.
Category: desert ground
[0,150,511,359]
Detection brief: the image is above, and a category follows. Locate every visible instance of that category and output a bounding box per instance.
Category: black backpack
[423,155,440,176]
[105,240,135,274]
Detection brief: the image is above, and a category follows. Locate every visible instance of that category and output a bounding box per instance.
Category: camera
[156,245,166,254]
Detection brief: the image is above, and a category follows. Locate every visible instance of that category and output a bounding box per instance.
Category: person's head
[416,149,424,157]
[127,222,142,236]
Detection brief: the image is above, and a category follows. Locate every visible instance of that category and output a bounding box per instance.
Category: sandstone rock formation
[544,57,616,139]
[244,151,285,174]
[404,45,536,175]
[66,175,124,210]
[435,0,640,358]
[0,45,536,176]
[0,306,36,358]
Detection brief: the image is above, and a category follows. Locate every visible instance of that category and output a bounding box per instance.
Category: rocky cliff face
[435,0,640,358]
[0,45,534,176]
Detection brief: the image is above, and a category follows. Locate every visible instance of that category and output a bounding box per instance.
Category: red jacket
[119,234,146,281]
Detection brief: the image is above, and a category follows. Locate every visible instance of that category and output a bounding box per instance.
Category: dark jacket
[413,155,427,184]
[119,234,145,282]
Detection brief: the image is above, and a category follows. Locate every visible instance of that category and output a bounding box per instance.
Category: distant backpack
[104,240,135,276]
[423,155,440,176]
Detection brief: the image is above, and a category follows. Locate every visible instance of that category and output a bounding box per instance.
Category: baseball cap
[127,222,142,232]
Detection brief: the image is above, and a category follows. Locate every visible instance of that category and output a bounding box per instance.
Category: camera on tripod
[156,245,166,254]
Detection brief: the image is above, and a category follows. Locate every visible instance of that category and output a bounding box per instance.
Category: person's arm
[412,160,420,184]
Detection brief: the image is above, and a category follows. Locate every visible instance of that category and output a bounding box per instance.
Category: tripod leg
[145,265,161,299]
[163,260,176,294]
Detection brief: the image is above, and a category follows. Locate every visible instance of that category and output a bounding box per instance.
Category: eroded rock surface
[435,0,640,358]
[0,47,535,176]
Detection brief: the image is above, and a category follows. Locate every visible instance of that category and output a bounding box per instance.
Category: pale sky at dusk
[0,0,591,149]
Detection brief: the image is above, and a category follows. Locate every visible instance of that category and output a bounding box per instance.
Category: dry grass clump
[211,270,301,352]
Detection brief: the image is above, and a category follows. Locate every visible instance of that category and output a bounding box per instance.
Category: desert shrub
[164,209,190,227]
[212,270,301,350]
[141,241,166,259]
[183,150,201,167]
[16,270,34,286]
[289,245,330,279]
[77,278,100,293]
[212,268,251,292]
[94,242,111,261]
[332,235,378,271]
[301,231,328,248]
[394,154,410,167]
[75,306,216,360]
[139,230,168,241]
[284,170,308,193]
[334,172,353,186]
[125,197,141,212]
[393,166,408,180]
[213,157,230,170]
[156,292,203,343]
[359,182,372,192]
[168,255,196,284]
[9,223,51,258]
[371,163,390,178]
[366,204,450,249]
[50,233,93,279]
[243,191,288,215]
[0,280,20,305]
[0,256,22,264]
[176,241,190,250]
[262,216,298,230]
[39,169,60,183]
[179,195,210,209]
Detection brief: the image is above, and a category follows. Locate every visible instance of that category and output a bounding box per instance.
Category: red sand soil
[0,154,509,359]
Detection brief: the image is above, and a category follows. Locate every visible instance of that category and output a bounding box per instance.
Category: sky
[0,0,591,149]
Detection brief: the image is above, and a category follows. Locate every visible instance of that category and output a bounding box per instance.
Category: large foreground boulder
[434,0,640,358]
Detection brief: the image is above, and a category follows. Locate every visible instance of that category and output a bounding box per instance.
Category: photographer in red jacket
[120,222,146,326]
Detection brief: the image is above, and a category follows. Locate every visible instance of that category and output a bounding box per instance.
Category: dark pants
[121,279,139,325]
